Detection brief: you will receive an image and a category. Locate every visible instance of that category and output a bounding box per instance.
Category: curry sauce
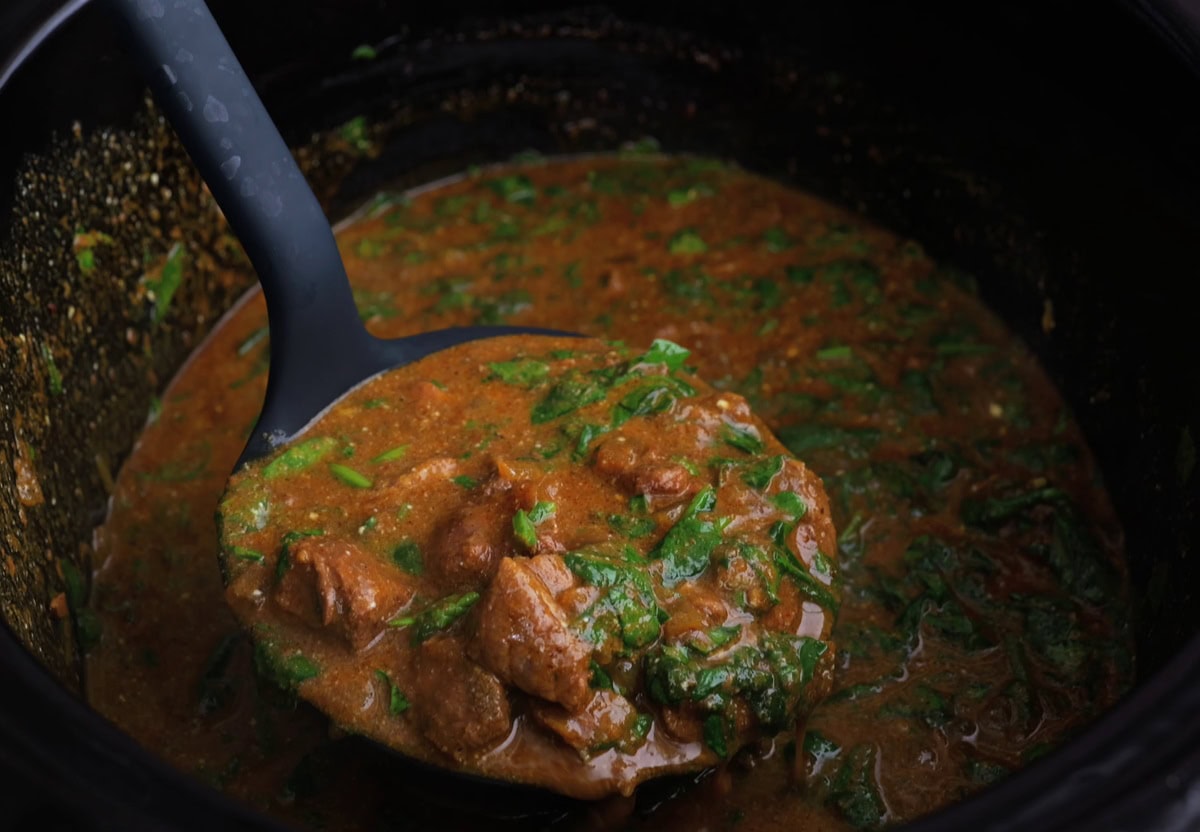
[86,154,1132,830]
[219,334,839,798]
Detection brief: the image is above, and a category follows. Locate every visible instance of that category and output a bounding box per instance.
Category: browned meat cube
[411,636,512,759]
[531,689,638,753]
[272,537,414,651]
[526,553,577,596]
[593,437,700,508]
[470,556,592,712]
[428,500,512,592]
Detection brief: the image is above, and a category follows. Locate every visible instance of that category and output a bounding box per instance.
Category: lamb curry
[85,153,1133,830]
[219,335,839,798]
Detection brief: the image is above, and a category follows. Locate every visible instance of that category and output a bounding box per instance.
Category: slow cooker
[2,1,1199,829]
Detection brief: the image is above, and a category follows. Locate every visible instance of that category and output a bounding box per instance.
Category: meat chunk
[526,553,576,596]
[531,690,638,753]
[470,557,592,712]
[662,583,729,642]
[411,636,512,759]
[428,501,510,592]
[593,438,699,508]
[272,537,414,651]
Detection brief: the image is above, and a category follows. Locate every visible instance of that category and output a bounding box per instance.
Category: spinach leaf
[254,642,320,691]
[607,513,657,539]
[532,373,609,423]
[775,548,840,612]
[742,455,786,490]
[778,424,881,459]
[391,540,424,575]
[635,339,691,372]
[961,486,1066,528]
[487,358,550,386]
[771,491,808,519]
[611,377,692,427]
[669,228,708,254]
[374,669,411,715]
[830,745,888,830]
[651,486,729,585]
[721,422,764,454]
[703,714,729,758]
[566,550,661,649]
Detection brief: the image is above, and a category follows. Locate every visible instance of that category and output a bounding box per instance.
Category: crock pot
[2,1,1199,830]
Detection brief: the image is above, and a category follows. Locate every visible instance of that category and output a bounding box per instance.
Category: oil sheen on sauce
[86,155,1133,831]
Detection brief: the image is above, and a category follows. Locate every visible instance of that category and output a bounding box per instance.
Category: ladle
[103,0,571,471]
[102,0,589,814]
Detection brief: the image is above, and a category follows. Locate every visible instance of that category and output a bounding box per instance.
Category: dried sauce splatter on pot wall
[85,155,1133,831]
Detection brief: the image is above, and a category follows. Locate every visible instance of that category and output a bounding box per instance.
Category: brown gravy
[86,155,1132,830]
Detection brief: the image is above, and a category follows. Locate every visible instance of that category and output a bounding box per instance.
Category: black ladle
[103,0,570,471]
[102,0,593,814]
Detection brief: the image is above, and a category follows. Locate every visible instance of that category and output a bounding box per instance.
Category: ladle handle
[102,0,370,386]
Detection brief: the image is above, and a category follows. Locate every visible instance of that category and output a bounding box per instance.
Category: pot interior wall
[1,0,1199,827]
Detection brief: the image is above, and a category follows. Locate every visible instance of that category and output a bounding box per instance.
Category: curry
[219,334,839,797]
[86,153,1132,830]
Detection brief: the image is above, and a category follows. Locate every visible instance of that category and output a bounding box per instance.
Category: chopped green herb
[528,501,556,524]
[775,548,839,612]
[635,338,691,372]
[532,374,609,423]
[391,541,424,575]
[452,475,479,489]
[703,714,729,758]
[513,509,538,550]
[263,437,338,480]
[667,184,715,207]
[371,444,409,464]
[652,486,730,586]
[487,174,537,204]
[374,670,411,714]
[721,422,764,454]
[338,116,373,153]
[829,745,887,830]
[607,513,657,539]
[143,242,186,323]
[668,228,709,255]
[254,643,320,691]
[231,546,264,564]
[687,625,742,655]
[329,463,373,489]
[817,344,853,361]
[778,424,881,458]
[589,659,614,690]
[612,378,692,427]
[236,326,269,358]
[742,455,785,489]
[392,592,480,645]
[771,491,808,519]
[487,358,550,387]
[763,227,793,252]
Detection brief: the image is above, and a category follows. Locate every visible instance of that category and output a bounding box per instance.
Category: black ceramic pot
[2,1,1199,830]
